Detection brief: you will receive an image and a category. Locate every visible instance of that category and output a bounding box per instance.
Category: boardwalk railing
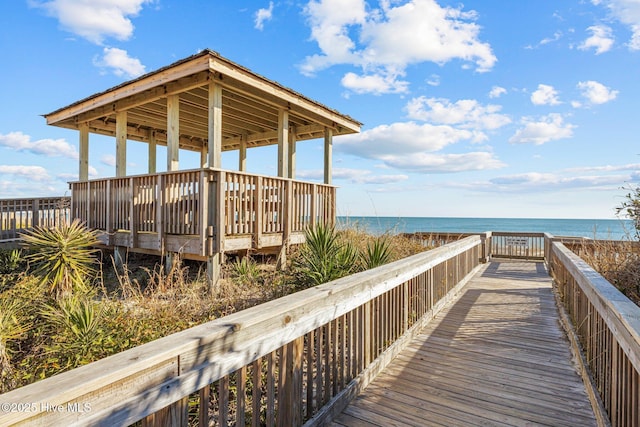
[0,197,70,242]
[548,237,640,427]
[68,168,336,257]
[407,231,546,261]
[0,236,483,426]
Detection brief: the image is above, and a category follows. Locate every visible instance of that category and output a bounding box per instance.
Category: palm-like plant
[230,257,260,285]
[295,223,358,287]
[0,298,28,392]
[361,237,392,270]
[43,295,104,364]
[21,219,99,298]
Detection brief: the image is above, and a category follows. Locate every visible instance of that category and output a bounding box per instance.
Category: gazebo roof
[44,49,361,151]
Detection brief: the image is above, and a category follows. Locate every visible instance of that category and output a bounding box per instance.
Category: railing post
[142,396,188,427]
[130,177,137,248]
[310,183,317,229]
[276,336,304,426]
[156,174,164,254]
[255,176,263,249]
[31,198,39,228]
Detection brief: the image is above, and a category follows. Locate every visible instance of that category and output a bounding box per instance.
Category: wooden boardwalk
[332,261,598,427]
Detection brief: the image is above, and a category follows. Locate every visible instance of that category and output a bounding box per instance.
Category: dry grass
[572,239,640,306]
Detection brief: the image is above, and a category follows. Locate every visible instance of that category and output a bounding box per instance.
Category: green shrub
[361,237,392,270]
[294,223,359,287]
[21,219,99,298]
[0,297,29,392]
[230,257,261,285]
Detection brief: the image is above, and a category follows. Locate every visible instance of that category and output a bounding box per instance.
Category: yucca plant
[294,223,359,287]
[361,237,392,270]
[230,257,260,285]
[42,295,105,364]
[0,249,22,274]
[21,219,99,298]
[0,298,29,392]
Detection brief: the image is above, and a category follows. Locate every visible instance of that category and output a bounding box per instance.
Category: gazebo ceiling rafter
[45,50,361,152]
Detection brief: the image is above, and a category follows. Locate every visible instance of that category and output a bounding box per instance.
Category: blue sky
[1,0,639,219]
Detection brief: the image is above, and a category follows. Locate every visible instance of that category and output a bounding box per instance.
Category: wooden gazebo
[44,49,361,286]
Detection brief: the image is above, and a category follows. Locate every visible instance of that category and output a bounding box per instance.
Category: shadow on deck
[332,261,598,427]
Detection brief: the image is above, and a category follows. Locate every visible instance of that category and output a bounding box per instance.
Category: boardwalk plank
[333,261,598,427]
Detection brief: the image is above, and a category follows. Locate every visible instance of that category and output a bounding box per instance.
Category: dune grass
[0,223,427,392]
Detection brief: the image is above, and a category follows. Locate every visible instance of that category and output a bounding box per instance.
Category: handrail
[0,236,483,426]
[68,168,336,256]
[0,196,70,241]
[549,238,640,426]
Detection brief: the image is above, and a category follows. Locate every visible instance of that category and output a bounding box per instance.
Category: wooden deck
[332,261,598,427]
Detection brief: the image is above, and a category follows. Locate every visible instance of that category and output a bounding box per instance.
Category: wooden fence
[0,197,70,241]
[0,236,483,426]
[549,238,640,427]
[68,168,336,257]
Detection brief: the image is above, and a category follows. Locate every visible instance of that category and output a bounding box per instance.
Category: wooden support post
[116,111,127,177]
[208,80,223,169]
[324,128,333,185]
[167,94,180,172]
[200,147,207,168]
[277,109,289,178]
[239,137,247,172]
[148,130,157,174]
[114,246,126,269]
[79,123,89,181]
[288,128,296,179]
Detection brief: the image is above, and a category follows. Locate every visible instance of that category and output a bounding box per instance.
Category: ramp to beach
[332,261,598,427]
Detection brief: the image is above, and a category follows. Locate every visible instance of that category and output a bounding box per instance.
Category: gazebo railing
[68,168,336,256]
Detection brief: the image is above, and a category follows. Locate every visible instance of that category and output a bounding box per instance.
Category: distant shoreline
[337,216,633,240]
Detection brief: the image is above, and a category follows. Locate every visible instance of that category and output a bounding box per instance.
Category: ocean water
[336,216,635,241]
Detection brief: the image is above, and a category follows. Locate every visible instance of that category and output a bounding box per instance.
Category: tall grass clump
[293,223,358,287]
[574,239,640,306]
[21,219,99,298]
[0,298,29,392]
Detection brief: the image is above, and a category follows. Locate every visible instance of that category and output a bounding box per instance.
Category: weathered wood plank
[333,261,599,427]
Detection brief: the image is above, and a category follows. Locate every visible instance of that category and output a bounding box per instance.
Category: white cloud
[0,165,50,181]
[381,151,505,173]
[509,114,575,145]
[297,168,408,184]
[30,0,152,45]
[94,47,146,78]
[337,122,473,157]
[57,166,98,181]
[255,2,274,30]
[592,0,640,50]
[0,131,78,159]
[577,80,618,104]
[566,163,640,173]
[101,154,116,166]
[336,121,504,173]
[405,97,511,134]
[531,84,561,106]
[341,71,409,95]
[301,0,496,94]
[578,25,615,54]
[540,31,563,45]
[489,86,507,98]
[426,74,440,86]
[487,172,625,192]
